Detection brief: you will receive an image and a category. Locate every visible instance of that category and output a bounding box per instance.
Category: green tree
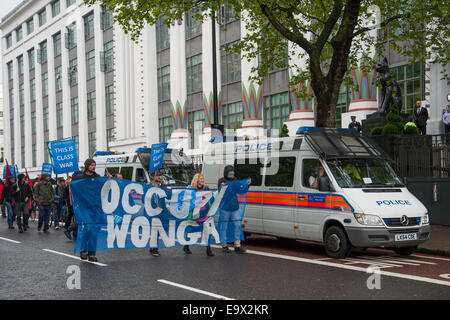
[279,124,289,137]
[86,0,449,127]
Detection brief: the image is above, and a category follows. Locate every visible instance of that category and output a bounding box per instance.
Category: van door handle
[297,195,306,200]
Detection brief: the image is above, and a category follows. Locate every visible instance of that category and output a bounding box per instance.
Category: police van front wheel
[324,226,352,259]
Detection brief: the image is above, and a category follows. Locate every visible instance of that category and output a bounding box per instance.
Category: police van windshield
[326,158,404,188]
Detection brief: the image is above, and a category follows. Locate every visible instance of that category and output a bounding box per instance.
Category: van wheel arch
[322,220,353,259]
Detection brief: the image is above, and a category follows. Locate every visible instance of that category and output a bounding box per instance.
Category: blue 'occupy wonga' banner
[70,177,249,253]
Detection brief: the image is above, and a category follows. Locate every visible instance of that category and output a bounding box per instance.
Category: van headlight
[354,213,384,226]
[422,214,429,225]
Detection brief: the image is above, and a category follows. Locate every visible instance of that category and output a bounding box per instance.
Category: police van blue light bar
[296,127,324,135]
[93,151,113,156]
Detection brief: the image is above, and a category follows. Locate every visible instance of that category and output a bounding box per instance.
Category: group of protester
[1,157,250,263]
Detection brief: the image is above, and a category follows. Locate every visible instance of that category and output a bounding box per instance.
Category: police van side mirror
[318,176,333,192]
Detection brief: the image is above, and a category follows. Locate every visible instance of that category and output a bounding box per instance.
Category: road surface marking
[361,256,436,266]
[412,254,450,262]
[211,246,450,287]
[42,249,108,267]
[0,237,21,244]
[158,279,234,300]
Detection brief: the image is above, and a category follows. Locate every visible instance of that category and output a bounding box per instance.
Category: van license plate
[395,233,418,241]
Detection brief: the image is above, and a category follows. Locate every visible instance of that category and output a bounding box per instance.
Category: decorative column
[286,79,315,135]
[168,14,189,150]
[340,66,378,129]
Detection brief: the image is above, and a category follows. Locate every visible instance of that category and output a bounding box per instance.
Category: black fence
[371,134,449,178]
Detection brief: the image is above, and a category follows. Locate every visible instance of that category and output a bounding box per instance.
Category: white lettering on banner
[122,183,144,214]
[107,215,131,248]
[150,218,176,247]
[191,191,213,220]
[130,216,150,247]
[101,180,120,214]
[144,188,167,217]
[206,186,228,217]
[165,190,194,219]
[177,220,202,245]
[201,218,221,245]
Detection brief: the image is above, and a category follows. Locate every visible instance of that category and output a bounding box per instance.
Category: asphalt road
[1,216,450,300]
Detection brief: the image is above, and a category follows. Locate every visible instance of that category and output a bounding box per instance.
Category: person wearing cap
[71,159,112,262]
[34,173,55,233]
[13,174,33,233]
[348,116,362,133]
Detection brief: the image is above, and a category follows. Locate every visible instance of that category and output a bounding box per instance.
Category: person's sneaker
[55,226,60,230]
[206,247,215,257]
[222,246,231,253]
[88,256,98,262]
[43,229,50,233]
[18,226,23,233]
[234,246,247,254]
[64,229,73,240]
[183,245,192,254]
[8,226,14,229]
[150,249,160,257]
[80,252,88,260]
[23,226,28,231]
[37,227,41,231]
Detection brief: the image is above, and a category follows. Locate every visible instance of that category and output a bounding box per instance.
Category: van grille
[384,217,420,227]
[388,228,420,234]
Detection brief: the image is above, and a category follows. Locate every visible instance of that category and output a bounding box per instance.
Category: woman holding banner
[183,173,215,257]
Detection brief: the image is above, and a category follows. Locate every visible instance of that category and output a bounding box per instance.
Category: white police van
[202,127,431,258]
[94,147,196,187]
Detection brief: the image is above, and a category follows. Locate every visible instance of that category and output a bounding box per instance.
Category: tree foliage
[85,0,449,127]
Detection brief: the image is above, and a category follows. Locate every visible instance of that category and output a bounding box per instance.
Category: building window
[101,5,113,30]
[192,110,205,149]
[19,83,24,106]
[43,107,49,131]
[42,72,48,97]
[51,0,60,17]
[30,78,36,102]
[6,34,12,49]
[16,27,23,42]
[11,119,14,141]
[21,145,25,167]
[102,41,114,72]
[66,0,76,7]
[28,49,35,70]
[86,50,95,80]
[391,62,423,115]
[56,102,63,128]
[32,144,36,167]
[38,9,47,27]
[44,141,49,163]
[84,12,95,40]
[17,55,23,76]
[87,91,96,120]
[88,132,96,158]
[66,24,77,49]
[26,18,34,35]
[156,16,169,51]
[157,65,170,102]
[31,111,36,135]
[20,115,25,137]
[222,102,243,129]
[264,92,290,131]
[9,88,14,109]
[186,54,202,94]
[159,117,173,142]
[221,43,241,84]
[39,41,47,64]
[69,58,78,86]
[53,32,62,56]
[219,1,237,24]
[55,66,62,91]
[107,128,115,146]
[71,96,79,124]
[185,8,202,40]
[7,62,13,81]
[105,85,114,115]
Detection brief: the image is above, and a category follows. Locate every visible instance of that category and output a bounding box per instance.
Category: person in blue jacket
[217,165,250,254]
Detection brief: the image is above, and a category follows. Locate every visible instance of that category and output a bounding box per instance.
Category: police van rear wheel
[394,246,417,256]
[324,226,352,259]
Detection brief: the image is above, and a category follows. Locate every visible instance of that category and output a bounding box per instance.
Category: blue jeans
[52,203,60,228]
[218,209,243,244]
[38,205,51,231]
[1,204,6,217]
[5,202,15,227]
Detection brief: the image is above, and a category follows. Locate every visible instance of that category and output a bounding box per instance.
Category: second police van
[202,127,431,258]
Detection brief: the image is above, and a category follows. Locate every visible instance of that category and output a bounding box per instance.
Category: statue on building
[376,57,403,113]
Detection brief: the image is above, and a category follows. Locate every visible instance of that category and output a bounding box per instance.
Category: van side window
[264,157,296,187]
[135,168,148,183]
[120,166,133,180]
[303,159,327,190]
[233,158,264,186]
[105,167,119,176]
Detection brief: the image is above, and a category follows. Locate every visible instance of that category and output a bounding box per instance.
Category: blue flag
[41,163,53,177]
[149,143,168,173]
[70,177,249,253]
[50,138,79,174]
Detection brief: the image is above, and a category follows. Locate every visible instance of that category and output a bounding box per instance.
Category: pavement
[417,224,450,257]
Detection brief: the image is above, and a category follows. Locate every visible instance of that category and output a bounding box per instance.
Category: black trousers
[418,125,427,135]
